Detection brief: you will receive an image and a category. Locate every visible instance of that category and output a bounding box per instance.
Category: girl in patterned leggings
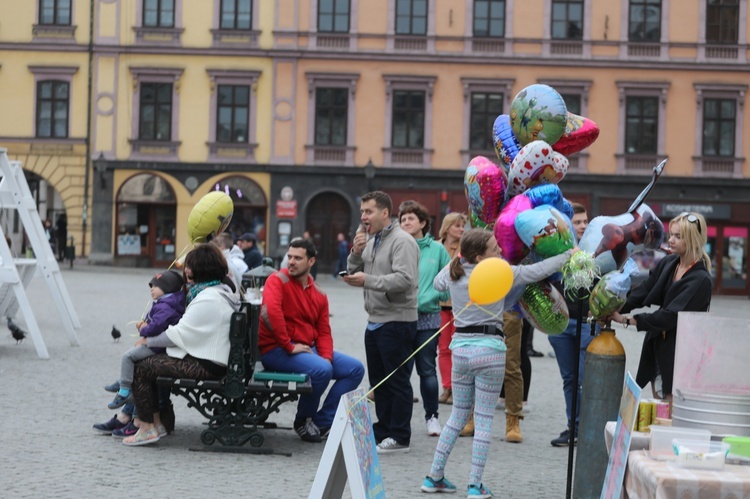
[421,229,576,498]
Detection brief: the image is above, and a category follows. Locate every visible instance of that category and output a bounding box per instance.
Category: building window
[616,82,668,173]
[392,90,425,148]
[702,99,736,157]
[470,92,503,151]
[305,73,358,165]
[315,88,348,146]
[628,0,661,42]
[220,0,251,30]
[473,0,505,37]
[625,96,658,155]
[36,80,69,138]
[395,0,427,35]
[551,0,583,40]
[139,83,172,141]
[143,0,175,28]
[318,0,350,33]
[217,85,249,143]
[383,75,435,167]
[39,0,71,25]
[706,0,739,44]
[560,93,581,115]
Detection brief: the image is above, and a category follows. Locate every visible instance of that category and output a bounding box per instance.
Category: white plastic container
[649,426,711,460]
[671,439,730,470]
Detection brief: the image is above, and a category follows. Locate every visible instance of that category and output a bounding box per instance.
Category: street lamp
[364,158,375,192]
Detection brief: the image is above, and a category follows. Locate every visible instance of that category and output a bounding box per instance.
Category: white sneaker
[156,424,168,437]
[376,437,410,453]
[426,416,442,436]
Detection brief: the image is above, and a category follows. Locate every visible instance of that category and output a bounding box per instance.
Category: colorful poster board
[601,372,642,499]
[309,388,385,499]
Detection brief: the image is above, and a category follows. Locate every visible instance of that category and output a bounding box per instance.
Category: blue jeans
[261,348,365,429]
[548,319,597,430]
[413,328,439,420]
[365,321,416,445]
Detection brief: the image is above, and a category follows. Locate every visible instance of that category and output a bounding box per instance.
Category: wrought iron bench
[157,302,312,455]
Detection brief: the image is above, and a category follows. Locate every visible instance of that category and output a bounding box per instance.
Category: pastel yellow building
[1,0,748,294]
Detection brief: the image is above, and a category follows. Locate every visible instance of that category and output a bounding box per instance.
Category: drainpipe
[82,0,95,257]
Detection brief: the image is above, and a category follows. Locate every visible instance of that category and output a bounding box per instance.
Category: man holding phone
[344,191,419,454]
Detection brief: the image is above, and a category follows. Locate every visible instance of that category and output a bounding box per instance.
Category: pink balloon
[494,194,533,264]
[463,156,508,227]
[552,112,601,157]
[507,140,569,198]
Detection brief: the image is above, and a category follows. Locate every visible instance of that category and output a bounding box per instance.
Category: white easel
[0,148,80,359]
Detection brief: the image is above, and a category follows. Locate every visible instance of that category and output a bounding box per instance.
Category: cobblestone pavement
[0,265,747,498]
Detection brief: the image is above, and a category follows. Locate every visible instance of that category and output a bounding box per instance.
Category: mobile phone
[338,271,349,277]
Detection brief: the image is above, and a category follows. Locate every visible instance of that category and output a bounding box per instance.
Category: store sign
[660,203,731,220]
[276,200,297,218]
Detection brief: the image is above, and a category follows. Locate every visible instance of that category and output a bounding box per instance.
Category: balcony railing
[550,41,583,56]
[394,36,427,51]
[705,45,739,59]
[627,43,661,58]
[472,38,505,53]
[316,35,350,49]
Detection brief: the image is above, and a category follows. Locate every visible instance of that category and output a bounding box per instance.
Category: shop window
[213,176,268,249]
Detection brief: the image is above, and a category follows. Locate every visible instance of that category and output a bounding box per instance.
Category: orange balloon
[468,257,514,305]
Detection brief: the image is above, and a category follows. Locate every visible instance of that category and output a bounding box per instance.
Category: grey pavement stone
[0,266,747,498]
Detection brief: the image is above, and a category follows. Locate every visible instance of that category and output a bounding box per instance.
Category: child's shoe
[111,420,138,438]
[467,484,493,498]
[421,475,457,493]
[108,392,134,409]
[104,381,120,393]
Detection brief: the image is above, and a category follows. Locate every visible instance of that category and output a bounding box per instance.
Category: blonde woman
[436,212,467,405]
[611,212,712,409]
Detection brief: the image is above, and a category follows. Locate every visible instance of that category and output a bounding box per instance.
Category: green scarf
[186,280,221,305]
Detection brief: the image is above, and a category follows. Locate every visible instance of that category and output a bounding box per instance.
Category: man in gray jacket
[344,191,419,453]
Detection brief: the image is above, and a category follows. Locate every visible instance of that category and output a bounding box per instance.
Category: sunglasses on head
[679,212,702,234]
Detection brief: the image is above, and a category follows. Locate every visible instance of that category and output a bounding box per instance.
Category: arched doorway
[116,173,176,267]
[212,176,268,252]
[305,192,351,273]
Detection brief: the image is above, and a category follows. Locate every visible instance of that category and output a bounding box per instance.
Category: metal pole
[82,0,95,257]
[565,295,584,499]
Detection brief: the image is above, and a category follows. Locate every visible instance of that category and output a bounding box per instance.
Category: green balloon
[519,281,569,335]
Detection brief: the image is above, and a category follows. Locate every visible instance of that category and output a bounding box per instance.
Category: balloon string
[350,303,470,410]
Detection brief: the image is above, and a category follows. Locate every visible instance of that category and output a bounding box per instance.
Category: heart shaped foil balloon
[507,140,569,198]
[578,203,665,275]
[509,84,568,146]
[463,156,508,227]
[494,194,532,265]
[493,114,521,172]
[519,280,569,336]
[514,205,575,258]
[552,112,601,157]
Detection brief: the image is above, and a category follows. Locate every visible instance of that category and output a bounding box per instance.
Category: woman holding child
[123,244,242,446]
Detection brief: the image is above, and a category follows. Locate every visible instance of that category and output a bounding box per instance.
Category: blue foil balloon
[493,114,521,172]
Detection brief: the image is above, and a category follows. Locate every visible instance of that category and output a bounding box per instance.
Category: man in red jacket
[259,238,365,443]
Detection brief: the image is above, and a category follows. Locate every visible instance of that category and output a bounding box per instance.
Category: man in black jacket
[237,232,263,270]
